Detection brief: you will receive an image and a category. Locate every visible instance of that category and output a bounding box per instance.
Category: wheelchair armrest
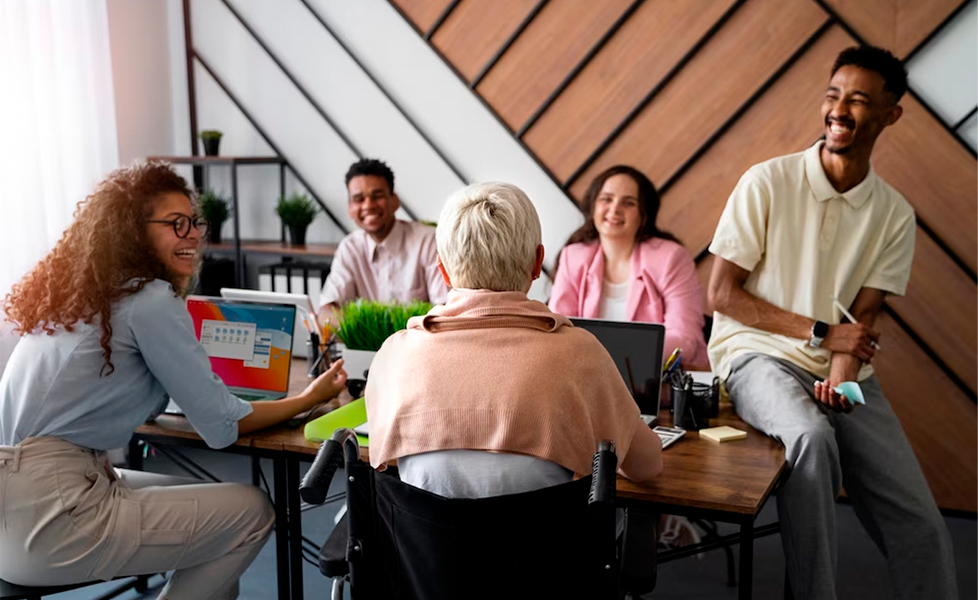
[300,428,360,505]
[319,511,351,578]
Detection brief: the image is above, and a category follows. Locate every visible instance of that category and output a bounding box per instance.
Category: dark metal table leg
[273,457,291,600]
[287,458,304,600]
[739,520,754,600]
[128,439,144,471]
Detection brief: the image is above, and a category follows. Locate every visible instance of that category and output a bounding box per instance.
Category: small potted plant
[275,192,319,245]
[198,190,231,244]
[336,300,432,380]
[199,130,223,156]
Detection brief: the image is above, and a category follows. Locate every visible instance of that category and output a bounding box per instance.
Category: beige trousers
[0,437,274,600]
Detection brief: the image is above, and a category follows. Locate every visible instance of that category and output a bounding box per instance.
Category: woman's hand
[301,358,348,404]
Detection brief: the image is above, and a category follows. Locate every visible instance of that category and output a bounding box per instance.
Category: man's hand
[813,379,853,413]
[813,353,861,413]
[822,322,880,362]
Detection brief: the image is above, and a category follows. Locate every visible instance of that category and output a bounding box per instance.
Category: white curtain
[0,0,119,298]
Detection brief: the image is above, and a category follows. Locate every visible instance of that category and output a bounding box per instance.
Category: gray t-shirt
[398,450,572,499]
[0,279,252,450]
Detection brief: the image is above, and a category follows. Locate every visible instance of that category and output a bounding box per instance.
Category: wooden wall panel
[390,0,456,34]
[476,0,635,131]
[568,0,827,202]
[389,0,978,511]
[874,313,978,513]
[823,0,964,57]
[431,0,539,82]
[887,228,977,393]
[522,0,738,182]
[872,97,978,274]
[657,26,853,259]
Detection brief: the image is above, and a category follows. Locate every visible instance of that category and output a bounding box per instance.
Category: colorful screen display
[186,297,295,394]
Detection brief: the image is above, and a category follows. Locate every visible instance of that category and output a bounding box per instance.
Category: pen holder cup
[670,378,720,430]
[307,334,327,378]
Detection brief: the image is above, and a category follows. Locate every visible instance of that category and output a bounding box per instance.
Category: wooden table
[133,360,786,600]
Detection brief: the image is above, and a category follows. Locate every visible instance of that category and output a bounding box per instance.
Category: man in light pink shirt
[318,159,448,323]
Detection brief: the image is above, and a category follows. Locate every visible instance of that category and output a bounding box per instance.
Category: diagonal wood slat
[522,0,738,182]
[476,0,635,131]
[887,228,977,394]
[874,313,977,513]
[431,0,539,83]
[387,0,977,512]
[872,96,978,274]
[822,0,964,57]
[568,0,827,202]
[657,26,851,262]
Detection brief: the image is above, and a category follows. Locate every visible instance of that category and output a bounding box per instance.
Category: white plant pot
[341,347,377,381]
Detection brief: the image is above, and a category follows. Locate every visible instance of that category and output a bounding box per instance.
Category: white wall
[907,0,978,150]
[106,0,175,165]
[155,0,585,298]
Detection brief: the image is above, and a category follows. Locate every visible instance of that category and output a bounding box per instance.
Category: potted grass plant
[336,300,432,380]
[199,130,223,156]
[275,192,319,245]
[198,190,231,244]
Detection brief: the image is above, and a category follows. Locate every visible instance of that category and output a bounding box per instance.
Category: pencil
[831,296,880,350]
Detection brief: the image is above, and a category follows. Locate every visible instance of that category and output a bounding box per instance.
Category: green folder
[304,397,369,447]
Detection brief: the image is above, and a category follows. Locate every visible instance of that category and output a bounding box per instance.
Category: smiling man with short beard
[706,46,957,599]
[318,159,448,324]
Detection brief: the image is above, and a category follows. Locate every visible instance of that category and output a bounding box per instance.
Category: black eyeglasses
[146,215,208,239]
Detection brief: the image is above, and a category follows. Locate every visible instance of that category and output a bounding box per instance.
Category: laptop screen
[186,296,296,396]
[570,318,665,416]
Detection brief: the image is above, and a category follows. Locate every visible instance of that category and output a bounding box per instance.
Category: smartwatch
[809,320,829,348]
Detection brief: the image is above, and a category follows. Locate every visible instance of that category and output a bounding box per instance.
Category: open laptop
[165,296,296,414]
[571,318,684,448]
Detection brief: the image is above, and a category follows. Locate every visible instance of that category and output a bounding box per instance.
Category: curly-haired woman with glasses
[0,162,347,598]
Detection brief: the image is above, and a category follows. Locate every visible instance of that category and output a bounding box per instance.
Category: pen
[663,348,682,375]
[831,296,881,350]
[666,355,682,375]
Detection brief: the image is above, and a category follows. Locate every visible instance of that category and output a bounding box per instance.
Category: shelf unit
[148,155,335,287]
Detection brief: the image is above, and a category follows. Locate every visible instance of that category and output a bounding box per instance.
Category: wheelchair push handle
[589,439,617,506]
[299,428,361,505]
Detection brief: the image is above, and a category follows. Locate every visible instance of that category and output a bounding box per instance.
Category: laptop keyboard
[235,393,267,401]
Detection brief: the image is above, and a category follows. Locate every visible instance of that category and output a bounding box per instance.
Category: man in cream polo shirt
[707,46,956,599]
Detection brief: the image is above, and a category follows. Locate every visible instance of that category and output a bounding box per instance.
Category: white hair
[436,182,542,292]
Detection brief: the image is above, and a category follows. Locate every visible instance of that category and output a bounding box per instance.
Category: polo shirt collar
[804,141,876,209]
[367,219,404,261]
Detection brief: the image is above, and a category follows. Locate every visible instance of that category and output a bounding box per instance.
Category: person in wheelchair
[364,181,663,498]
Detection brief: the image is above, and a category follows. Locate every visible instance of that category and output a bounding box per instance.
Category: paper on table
[688,371,716,385]
[699,425,747,443]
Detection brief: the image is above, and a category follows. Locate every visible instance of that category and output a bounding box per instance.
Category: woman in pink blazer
[549,165,708,367]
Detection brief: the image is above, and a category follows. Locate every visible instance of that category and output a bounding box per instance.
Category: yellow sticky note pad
[699,426,747,443]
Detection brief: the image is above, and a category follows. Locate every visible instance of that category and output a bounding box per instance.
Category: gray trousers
[726,354,956,600]
[0,437,274,600]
